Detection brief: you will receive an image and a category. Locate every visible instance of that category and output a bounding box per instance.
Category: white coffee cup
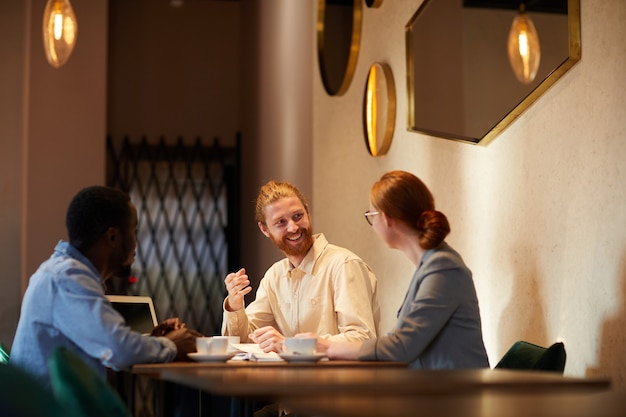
[283,337,317,355]
[196,336,229,355]
[226,336,240,352]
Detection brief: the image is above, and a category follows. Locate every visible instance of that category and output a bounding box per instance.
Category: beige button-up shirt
[222,233,380,342]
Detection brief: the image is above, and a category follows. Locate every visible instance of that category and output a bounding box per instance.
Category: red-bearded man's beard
[269,225,314,258]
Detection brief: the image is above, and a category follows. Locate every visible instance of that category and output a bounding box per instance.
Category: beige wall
[24,0,107,278]
[238,0,314,284]
[0,0,107,346]
[107,0,242,145]
[313,0,626,387]
[0,0,26,347]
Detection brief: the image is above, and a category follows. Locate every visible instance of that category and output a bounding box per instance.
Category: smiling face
[258,196,314,266]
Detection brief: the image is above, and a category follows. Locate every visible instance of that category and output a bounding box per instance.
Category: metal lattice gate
[106,135,240,417]
[106,135,240,337]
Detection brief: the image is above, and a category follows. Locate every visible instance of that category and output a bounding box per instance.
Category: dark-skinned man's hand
[151,317,185,337]
[164,327,204,361]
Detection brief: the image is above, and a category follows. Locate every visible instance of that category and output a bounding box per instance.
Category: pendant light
[42,0,78,68]
[507,3,541,84]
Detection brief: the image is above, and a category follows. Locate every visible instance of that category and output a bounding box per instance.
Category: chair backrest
[0,362,73,417]
[0,342,9,364]
[48,346,133,417]
[494,340,566,373]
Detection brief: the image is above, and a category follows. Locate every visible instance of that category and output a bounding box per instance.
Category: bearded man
[221,180,380,353]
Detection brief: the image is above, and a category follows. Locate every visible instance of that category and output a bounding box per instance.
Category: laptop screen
[106,295,159,335]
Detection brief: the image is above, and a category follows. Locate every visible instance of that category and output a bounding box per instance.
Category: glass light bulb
[42,0,78,68]
[507,7,541,84]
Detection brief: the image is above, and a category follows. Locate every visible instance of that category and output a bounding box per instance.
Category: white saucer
[278,353,327,363]
[188,352,236,362]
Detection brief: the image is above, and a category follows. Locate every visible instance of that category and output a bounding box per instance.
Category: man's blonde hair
[255,180,309,224]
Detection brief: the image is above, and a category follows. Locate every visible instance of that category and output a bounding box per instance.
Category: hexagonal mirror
[406,0,581,145]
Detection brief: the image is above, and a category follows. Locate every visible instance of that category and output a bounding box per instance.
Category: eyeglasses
[364,210,380,226]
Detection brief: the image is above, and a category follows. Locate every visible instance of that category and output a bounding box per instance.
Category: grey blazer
[359,242,489,369]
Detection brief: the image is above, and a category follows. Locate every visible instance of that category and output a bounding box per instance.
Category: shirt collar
[289,233,328,275]
[54,240,103,281]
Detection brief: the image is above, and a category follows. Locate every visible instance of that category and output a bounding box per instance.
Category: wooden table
[282,390,626,417]
[130,359,406,416]
[155,366,610,398]
[130,360,612,417]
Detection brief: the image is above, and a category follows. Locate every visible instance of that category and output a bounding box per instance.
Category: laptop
[106,295,159,335]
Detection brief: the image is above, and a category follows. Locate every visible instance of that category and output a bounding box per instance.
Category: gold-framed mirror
[363,63,396,157]
[317,0,362,96]
[406,0,581,145]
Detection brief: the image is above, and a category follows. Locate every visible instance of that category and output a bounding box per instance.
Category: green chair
[0,362,72,417]
[0,343,9,364]
[48,346,133,417]
[494,340,566,373]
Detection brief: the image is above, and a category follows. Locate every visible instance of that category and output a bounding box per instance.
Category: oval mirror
[363,63,396,157]
[406,0,581,145]
[317,0,362,96]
